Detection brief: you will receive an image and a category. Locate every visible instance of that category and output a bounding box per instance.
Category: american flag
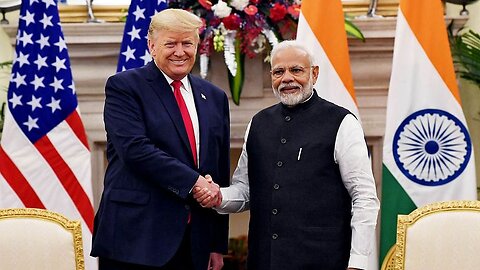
[0,0,95,268]
[117,0,168,72]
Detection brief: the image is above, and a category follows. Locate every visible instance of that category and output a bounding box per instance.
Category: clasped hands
[193,174,222,208]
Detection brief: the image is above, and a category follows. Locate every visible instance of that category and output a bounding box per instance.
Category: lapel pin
[201,93,207,100]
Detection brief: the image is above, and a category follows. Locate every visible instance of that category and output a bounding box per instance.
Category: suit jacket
[91,61,230,269]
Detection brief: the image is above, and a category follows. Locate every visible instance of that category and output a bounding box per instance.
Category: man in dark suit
[91,9,230,270]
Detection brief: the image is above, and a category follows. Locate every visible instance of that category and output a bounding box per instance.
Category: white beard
[272,76,314,106]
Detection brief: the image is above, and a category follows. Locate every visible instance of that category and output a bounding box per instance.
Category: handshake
[193,174,222,208]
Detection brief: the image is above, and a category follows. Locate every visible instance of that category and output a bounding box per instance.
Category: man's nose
[281,70,295,82]
[173,43,185,56]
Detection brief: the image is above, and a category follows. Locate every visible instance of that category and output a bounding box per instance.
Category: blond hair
[148,9,202,41]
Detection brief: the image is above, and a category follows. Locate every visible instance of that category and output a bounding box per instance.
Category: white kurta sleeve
[334,114,380,269]
[215,122,252,214]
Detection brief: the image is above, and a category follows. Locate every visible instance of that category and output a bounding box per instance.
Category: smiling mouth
[279,85,300,94]
[170,59,187,65]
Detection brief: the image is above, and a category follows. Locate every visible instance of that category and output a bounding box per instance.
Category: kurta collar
[280,89,319,114]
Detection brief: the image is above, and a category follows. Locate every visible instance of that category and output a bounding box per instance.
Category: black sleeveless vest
[246,93,352,270]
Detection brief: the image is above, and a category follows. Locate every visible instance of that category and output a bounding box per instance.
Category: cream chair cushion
[395,201,480,270]
[0,208,84,270]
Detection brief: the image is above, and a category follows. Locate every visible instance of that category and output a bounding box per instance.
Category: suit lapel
[189,74,209,169]
[144,62,192,160]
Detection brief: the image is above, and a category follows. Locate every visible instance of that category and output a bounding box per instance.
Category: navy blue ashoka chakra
[393,109,472,186]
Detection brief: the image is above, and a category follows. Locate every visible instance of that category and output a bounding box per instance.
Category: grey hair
[148,9,203,41]
[270,40,315,66]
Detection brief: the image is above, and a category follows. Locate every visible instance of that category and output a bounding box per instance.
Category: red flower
[287,4,300,19]
[250,0,261,4]
[269,3,288,22]
[244,5,258,16]
[222,13,242,30]
[241,26,262,58]
[199,17,207,34]
[278,19,297,40]
[199,34,213,55]
[209,17,222,28]
[198,0,212,10]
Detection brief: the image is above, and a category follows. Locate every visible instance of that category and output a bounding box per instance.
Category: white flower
[230,0,249,11]
[212,1,232,18]
[253,34,267,54]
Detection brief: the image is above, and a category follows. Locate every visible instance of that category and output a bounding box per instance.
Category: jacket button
[280,138,286,144]
[185,205,190,210]
[272,233,278,240]
[285,116,291,122]
[277,161,283,167]
[273,184,279,190]
[272,209,278,215]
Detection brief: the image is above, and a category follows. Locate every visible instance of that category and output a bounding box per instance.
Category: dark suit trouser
[99,226,194,270]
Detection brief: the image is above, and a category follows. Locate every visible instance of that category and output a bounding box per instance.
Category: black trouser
[99,226,194,270]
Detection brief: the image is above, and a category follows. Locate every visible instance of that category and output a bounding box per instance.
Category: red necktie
[171,80,197,166]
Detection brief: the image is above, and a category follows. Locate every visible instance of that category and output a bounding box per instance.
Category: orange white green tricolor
[296,0,360,120]
[380,0,477,265]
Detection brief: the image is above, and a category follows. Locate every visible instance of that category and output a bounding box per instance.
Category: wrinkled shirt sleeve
[334,114,380,270]
[216,122,252,214]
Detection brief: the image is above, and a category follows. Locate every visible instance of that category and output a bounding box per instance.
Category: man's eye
[164,43,175,48]
[290,68,303,74]
[183,42,194,47]
[272,69,285,77]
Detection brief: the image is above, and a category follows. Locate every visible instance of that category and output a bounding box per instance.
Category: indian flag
[296,0,360,120]
[380,0,477,265]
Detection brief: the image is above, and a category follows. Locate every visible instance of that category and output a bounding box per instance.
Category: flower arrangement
[167,0,363,105]
[170,0,300,57]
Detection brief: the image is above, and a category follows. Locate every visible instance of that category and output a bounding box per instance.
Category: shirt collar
[159,69,191,93]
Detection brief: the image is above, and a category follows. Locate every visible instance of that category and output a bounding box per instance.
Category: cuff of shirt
[214,187,232,214]
[213,187,246,214]
[348,253,368,270]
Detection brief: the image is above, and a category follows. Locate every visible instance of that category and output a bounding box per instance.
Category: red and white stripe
[0,106,95,269]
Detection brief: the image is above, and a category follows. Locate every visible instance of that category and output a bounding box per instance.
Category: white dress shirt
[162,72,200,165]
[217,114,380,270]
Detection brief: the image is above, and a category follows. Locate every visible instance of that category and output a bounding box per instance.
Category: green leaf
[450,29,480,85]
[0,61,12,69]
[344,19,365,41]
[0,63,9,136]
[228,38,245,105]
[0,101,5,134]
